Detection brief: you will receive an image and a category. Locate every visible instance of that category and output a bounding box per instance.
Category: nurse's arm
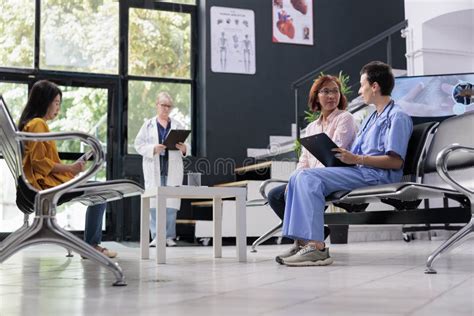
[333,148,404,169]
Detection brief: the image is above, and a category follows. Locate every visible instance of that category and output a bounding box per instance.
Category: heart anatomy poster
[210,6,256,75]
[272,0,313,45]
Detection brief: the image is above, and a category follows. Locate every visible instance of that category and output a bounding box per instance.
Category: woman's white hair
[156,91,173,105]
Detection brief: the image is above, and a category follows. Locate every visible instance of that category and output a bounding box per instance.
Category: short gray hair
[156,91,173,105]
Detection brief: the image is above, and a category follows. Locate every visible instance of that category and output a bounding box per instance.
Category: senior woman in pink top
[267,74,358,262]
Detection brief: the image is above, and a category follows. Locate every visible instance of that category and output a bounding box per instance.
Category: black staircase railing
[292,19,408,139]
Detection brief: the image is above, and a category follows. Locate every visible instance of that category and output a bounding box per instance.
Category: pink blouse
[297,109,358,170]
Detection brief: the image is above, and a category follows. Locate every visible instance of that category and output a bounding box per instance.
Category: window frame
[0,0,198,240]
[123,0,198,155]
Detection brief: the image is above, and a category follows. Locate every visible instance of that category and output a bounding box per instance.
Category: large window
[128,81,191,154]
[0,0,197,239]
[0,82,28,233]
[0,82,29,121]
[127,4,195,154]
[0,0,35,69]
[129,9,191,78]
[40,0,119,74]
[53,86,108,154]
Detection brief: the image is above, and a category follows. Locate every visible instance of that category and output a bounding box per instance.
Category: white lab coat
[134,117,190,210]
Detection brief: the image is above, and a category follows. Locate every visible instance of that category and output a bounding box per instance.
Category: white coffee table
[140,186,247,264]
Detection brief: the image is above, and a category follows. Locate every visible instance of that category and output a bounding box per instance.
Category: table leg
[235,193,247,262]
[213,197,223,258]
[157,195,167,264]
[140,196,150,259]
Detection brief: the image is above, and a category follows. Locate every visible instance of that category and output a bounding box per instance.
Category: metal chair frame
[0,96,144,286]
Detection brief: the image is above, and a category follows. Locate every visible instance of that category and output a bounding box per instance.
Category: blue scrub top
[351,101,413,184]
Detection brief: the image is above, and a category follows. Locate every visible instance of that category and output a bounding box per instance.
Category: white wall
[404,0,474,75]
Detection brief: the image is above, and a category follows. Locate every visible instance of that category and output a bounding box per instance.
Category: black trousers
[267,184,287,220]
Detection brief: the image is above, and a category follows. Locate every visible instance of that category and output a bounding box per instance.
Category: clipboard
[163,129,191,150]
[299,133,355,167]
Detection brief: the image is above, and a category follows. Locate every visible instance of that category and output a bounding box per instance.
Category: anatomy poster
[210,6,256,74]
[272,0,313,45]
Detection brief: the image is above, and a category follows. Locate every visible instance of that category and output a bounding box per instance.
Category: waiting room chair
[0,96,144,286]
[328,112,473,273]
[250,120,442,252]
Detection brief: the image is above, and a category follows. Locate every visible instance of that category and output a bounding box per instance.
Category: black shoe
[324,225,331,240]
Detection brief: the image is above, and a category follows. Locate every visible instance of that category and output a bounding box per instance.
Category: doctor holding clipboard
[134,91,190,247]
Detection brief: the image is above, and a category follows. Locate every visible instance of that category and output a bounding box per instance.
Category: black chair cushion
[16,176,85,215]
[403,121,437,175]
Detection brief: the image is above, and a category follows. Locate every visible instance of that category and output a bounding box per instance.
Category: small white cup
[187,172,202,186]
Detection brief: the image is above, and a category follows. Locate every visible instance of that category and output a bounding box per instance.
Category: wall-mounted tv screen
[392,73,473,117]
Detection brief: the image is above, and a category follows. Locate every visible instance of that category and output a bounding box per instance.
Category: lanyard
[157,120,171,156]
[360,100,394,133]
[353,100,394,154]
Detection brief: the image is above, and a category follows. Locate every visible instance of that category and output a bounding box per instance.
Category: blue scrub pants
[283,167,381,242]
[149,175,178,240]
[84,203,106,246]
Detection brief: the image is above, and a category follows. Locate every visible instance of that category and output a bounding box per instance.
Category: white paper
[210,6,256,75]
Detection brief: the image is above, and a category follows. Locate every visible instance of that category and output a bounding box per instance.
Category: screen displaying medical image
[392,73,474,117]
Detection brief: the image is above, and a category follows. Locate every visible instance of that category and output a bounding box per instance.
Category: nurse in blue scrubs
[279,61,413,267]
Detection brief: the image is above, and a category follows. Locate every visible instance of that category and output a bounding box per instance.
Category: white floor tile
[0,240,473,315]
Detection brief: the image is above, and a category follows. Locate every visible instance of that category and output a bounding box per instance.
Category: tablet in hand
[77,150,93,162]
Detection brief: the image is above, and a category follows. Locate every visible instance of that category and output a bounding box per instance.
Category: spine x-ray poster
[210,6,256,75]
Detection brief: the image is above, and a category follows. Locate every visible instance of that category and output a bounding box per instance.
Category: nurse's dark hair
[360,61,394,96]
[18,80,62,131]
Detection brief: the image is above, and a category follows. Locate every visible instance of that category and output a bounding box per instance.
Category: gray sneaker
[275,244,301,265]
[282,245,334,266]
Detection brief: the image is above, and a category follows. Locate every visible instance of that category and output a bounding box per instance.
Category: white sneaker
[149,238,177,247]
[166,238,177,247]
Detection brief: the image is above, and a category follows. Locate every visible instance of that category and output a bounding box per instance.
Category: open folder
[163,129,191,150]
[299,133,355,167]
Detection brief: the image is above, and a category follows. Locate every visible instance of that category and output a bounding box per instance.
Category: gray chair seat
[340,182,461,204]
[69,180,144,205]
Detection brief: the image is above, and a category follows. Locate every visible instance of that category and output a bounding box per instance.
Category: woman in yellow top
[18,80,117,258]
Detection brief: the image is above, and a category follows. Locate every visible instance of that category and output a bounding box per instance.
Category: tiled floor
[1,240,473,315]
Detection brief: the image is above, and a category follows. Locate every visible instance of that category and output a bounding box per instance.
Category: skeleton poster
[272,0,313,45]
[210,6,256,74]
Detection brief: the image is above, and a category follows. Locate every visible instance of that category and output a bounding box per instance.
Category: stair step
[214,180,249,187]
[176,219,196,224]
[234,161,271,173]
[247,148,270,157]
[269,135,295,146]
[253,143,295,160]
[191,201,213,207]
[191,197,237,207]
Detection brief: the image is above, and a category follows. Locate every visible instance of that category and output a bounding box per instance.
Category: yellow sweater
[22,118,74,190]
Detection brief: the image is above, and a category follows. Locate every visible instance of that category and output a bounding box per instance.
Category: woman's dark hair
[360,61,394,96]
[308,75,347,112]
[18,80,62,131]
